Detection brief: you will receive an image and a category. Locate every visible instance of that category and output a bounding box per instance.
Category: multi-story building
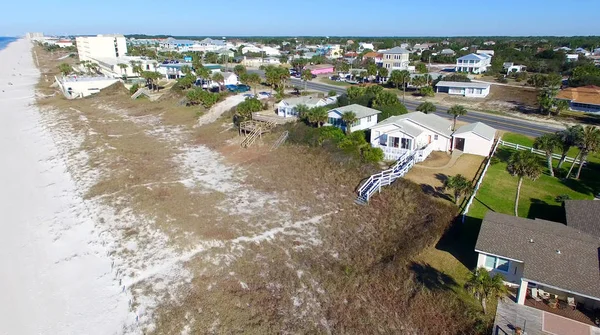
[76,34,127,61]
[381,47,410,71]
[455,53,492,74]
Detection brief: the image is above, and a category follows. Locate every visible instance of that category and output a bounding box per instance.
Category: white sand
[0,40,129,334]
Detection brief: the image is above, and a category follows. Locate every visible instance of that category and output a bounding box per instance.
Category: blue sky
[1,0,599,37]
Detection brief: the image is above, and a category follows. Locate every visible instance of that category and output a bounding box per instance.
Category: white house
[452,122,496,156]
[369,112,453,160]
[575,47,591,56]
[503,62,527,73]
[566,54,580,62]
[439,48,456,56]
[476,50,495,56]
[276,96,338,118]
[358,42,375,51]
[475,210,600,312]
[191,38,229,52]
[76,34,127,61]
[435,81,491,98]
[325,104,380,133]
[455,53,492,74]
[55,75,120,99]
[92,56,157,78]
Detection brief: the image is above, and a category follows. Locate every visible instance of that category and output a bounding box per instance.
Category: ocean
[0,37,17,51]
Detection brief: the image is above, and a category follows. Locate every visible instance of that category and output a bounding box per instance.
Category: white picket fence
[461,139,501,223]
[499,140,582,164]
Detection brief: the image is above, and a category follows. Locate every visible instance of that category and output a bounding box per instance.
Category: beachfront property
[455,53,492,74]
[369,112,453,160]
[91,56,158,78]
[276,96,338,118]
[325,104,381,133]
[381,47,411,71]
[76,34,127,61]
[435,81,491,98]
[477,208,600,333]
[451,122,496,156]
[159,38,197,52]
[556,85,600,113]
[194,38,230,52]
[241,56,280,67]
[54,75,120,99]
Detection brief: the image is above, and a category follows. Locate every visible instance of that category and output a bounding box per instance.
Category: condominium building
[381,47,411,71]
[76,34,127,61]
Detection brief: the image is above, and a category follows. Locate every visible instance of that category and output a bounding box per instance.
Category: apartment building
[76,34,127,61]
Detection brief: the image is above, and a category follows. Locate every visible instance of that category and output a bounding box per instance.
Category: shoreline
[0,39,130,334]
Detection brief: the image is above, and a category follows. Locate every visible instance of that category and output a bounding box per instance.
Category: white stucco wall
[453,132,493,156]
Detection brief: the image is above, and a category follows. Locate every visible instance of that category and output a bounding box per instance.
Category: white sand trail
[0,40,130,334]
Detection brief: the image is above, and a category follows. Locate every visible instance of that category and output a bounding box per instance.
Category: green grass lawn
[319,79,351,87]
[501,132,600,164]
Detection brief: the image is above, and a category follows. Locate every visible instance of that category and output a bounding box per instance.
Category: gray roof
[436,81,491,89]
[564,200,600,238]
[440,48,456,55]
[329,104,381,119]
[373,112,452,137]
[457,53,491,61]
[382,46,410,54]
[475,212,600,300]
[453,122,497,141]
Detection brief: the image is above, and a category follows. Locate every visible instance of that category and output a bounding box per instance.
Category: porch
[371,142,433,162]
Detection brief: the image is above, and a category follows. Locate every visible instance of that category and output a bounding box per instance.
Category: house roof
[373,112,452,137]
[382,46,410,55]
[436,81,491,89]
[329,104,381,119]
[458,53,491,61]
[453,122,497,141]
[363,52,383,58]
[564,200,600,238]
[556,86,600,106]
[440,48,455,55]
[475,212,600,300]
[279,95,327,108]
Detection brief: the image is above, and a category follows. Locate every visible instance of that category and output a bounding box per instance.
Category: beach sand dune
[0,39,130,334]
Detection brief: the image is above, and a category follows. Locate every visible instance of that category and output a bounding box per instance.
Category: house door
[427,135,432,144]
[454,137,465,151]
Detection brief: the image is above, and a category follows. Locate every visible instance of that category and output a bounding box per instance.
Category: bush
[362,146,384,163]
[555,194,571,203]
[419,86,435,97]
[328,90,337,97]
[496,75,508,83]
[129,83,140,95]
[376,103,408,120]
[318,126,345,144]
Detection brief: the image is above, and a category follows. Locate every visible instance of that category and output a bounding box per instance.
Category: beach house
[276,96,337,118]
[435,81,491,98]
[455,53,492,74]
[325,104,381,133]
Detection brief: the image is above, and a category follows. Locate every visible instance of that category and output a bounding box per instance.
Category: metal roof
[457,53,490,61]
[382,46,410,54]
[453,122,497,141]
[436,81,491,89]
[328,104,381,119]
[372,112,452,137]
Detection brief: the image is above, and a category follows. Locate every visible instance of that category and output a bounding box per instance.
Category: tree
[366,63,378,78]
[236,97,263,120]
[416,62,427,74]
[212,72,224,90]
[307,107,328,128]
[419,86,435,97]
[301,69,313,90]
[507,151,542,216]
[554,99,570,116]
[141,71,161,91]
[465,268,507,315]
[58,63,73,76]
[573,126,600,179]
[556,125,583,169]
[388,70,403,90]
[195,66,211,89]
[117,63,128,77]
[416,101,436,114]
[533,133,560,177]
[378,67,388,80]
[233,64,247,77]
[241,72,261,95]
[447,105,467,131]
[341,111,357,134]
[389,70,410,103]
[372,90,399,107]
[444,174,473,204]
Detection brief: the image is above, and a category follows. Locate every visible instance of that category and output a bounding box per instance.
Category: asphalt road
[248,70,561,138]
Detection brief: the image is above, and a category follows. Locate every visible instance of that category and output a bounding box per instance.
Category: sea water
[0,37,17,51]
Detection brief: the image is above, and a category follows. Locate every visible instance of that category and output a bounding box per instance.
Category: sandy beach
[0,39,129,334]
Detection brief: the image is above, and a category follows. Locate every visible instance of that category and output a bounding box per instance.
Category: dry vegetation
[34,46,489,334]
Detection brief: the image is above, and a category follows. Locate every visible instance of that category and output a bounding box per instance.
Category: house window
[434,134,438,140]
[379,134,388,146]
[401,138,411,149]
[367,115,372,122]
[483,255,510,272]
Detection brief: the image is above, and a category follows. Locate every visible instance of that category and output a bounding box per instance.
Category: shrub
[419,86,435,97]
[129,83,140,95]
[496,75,508,83]
[376,103,408,120]
[328,90,337,97]
[362,146,384,163]
[318,126,345,144]
[555,194,571,203]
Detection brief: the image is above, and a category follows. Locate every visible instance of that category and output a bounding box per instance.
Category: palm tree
[533,133,560,177]
[212,72,224,91]
[308,107,328,128]
[241,72,261,95]
[233,64,246,77]
[465,268,507,315]
[301,69,313,91]
[556,125,583,169]
[398,70,411,103]
[554,99,570,116]
[416,101,436,114]
[572,126,600,179]
[507,151,542,216]
[58,63,73,76]
[447,104,467,131]
[378,67,388,82]
[117,63,128,77]
[296,104,310,121]
[388,70,403,90]
[444,174,473,204]
[196,66,211,89]
[341,111,357,134]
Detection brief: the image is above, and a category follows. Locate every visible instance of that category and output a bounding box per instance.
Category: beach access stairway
[271,131,289,150]
[131,87,150,100]
[239,120,277,148]
[355,144,434,205]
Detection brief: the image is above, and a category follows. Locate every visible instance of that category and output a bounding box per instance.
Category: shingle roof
[564,200,600,238]
[475,212,600,300]
[382,46,410,54]
[556,86,600,106]
[328,104,381,119]
[436,81,491,89]
[279,96,325,108]
[454,122,497,141]
[372,112,452,137]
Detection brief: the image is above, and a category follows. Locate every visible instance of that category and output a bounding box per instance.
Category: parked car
[330,75,340,81]
[258,91,272,97]
[346,80,359,85]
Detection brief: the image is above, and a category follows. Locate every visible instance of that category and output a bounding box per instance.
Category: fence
[499,140,582,164]
[461,139,501,223]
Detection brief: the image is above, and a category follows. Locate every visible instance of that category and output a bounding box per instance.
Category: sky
[1,0,599,37]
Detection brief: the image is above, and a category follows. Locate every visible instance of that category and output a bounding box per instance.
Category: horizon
[2,0,600,37]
